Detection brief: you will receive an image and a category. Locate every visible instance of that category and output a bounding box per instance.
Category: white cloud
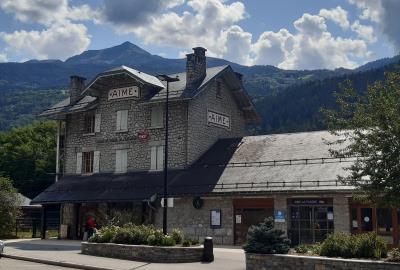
[220,25,252,65]
[0,0,97,26]
[0,22,91,60]
[348,0,400,51]
[347,0,382,22]
[251,29,294,66]
[351,20,376,43]
[0,52,7,62]
[319,6,350,29]
[278,13,369,70]
[128,0,246,57]
[0,0,95,61]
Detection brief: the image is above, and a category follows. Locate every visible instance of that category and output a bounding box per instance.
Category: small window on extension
[216,80,222,99]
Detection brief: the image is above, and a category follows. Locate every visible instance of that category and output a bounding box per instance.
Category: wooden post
[41,205,47,239]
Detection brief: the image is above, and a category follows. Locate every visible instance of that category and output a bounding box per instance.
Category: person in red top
[86,216,96,238]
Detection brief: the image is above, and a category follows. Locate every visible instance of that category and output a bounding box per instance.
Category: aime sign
[108,86,139,100]
[207,110,230,129]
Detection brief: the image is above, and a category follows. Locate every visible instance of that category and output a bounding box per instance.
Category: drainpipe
[55,120,61,182]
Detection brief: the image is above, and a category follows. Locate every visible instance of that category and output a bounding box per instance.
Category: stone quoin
[32,47,400,247]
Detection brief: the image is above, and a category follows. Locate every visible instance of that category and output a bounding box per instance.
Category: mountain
[0,41,399,132]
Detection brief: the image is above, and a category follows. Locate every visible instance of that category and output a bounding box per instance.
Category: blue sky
[0,0,398,70]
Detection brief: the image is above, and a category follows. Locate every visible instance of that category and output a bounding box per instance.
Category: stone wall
[333,195,350,234]
[246,253,400,270]
[153,197,234,245]
[187,78,246,165]
[273,195,287,235]
[64,86,188,174]
[81,242,203,263]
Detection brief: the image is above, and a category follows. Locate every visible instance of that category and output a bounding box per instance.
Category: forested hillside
[253,63,400,134]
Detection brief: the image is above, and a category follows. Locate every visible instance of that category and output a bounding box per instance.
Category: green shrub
[320,233,355,258]
[190,238,199,245]
[113,228,133,244]
[182,239,191,247]
[162,235,176,246]
[89,225,118,243]
[310,242,322,255]
[320,232,387,259]
[146,230,164,246]
[171,229,183,244]
[243,217,290,254]
[388,248,400,262]
[295,244,309,254]
[353,232,387,259]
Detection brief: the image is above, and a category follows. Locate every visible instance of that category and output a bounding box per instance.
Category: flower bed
[83,224,204,263]
[246,253,400,270]
[81,242,204,263]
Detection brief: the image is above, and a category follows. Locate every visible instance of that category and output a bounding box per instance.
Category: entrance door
[235,208,273,244]
[233,198,274,245]
[289,203,334,245]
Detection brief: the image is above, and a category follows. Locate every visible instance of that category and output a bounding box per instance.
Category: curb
[1,253,118,270]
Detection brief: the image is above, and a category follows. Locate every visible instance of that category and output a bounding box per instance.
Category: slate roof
[149,65,228,101]
[32,131,354,204]
[40,96,98,116]
[41,64,259,123]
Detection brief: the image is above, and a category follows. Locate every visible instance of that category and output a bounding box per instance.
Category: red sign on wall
[137,131,150,141]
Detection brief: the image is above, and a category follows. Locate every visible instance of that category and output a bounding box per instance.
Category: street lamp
[156,74,179,235]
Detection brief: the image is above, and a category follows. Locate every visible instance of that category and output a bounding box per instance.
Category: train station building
[32,47,399,246]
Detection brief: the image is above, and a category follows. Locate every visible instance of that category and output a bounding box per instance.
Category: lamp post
[156,74,179,235]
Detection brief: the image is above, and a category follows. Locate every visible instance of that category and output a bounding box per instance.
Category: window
[151,105,163,128]
[377,208,392,235]
[216,80,222,99]
[116,110,128,131]
[84,113,95,133]
[83,151,94,174]
[115,149,128,173]
[150,145,164,171]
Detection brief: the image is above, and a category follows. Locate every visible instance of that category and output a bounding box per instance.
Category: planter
[245,253,400,270]
[81,242,203,263]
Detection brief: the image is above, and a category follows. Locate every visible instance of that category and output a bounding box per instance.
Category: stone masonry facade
[64,73,246,175]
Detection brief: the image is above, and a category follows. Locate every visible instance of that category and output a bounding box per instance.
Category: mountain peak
[65,41,153,65]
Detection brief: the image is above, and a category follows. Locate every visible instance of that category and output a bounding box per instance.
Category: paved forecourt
[1,239,245,270]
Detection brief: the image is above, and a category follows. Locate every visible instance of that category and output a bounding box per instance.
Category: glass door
[290,205,334,245]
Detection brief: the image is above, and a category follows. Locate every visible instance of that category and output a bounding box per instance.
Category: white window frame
[115,149,128,173]
[116,110,128,132]
[150,105,163,128]
[150,145,164,171]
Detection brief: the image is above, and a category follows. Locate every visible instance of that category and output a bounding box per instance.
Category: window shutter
[76,152,82,174]
[94,113,101,132]
[150,146,157,170]
[121,110,128,130]
[93,151,100,173]
[121,149,127,173]
[157,146,164,170]
[116,111,121,130]
[115,150,122,172]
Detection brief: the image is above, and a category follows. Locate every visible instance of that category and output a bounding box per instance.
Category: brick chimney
[69,75,86,104]
[186,47,207,89]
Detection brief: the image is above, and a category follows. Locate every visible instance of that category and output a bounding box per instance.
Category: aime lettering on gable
[108,86,140,100]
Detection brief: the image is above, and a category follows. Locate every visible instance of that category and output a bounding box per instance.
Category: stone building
[33,48,399,246]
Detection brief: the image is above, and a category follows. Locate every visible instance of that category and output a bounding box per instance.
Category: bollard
[202,237,214,262]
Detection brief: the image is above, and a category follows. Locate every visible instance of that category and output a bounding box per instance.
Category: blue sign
[274,210,286,222]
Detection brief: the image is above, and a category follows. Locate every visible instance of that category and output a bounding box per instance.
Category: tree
[0,177,21,237]
[243,217,290,254]
[0,121,57,198]
[323,70,400,207]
